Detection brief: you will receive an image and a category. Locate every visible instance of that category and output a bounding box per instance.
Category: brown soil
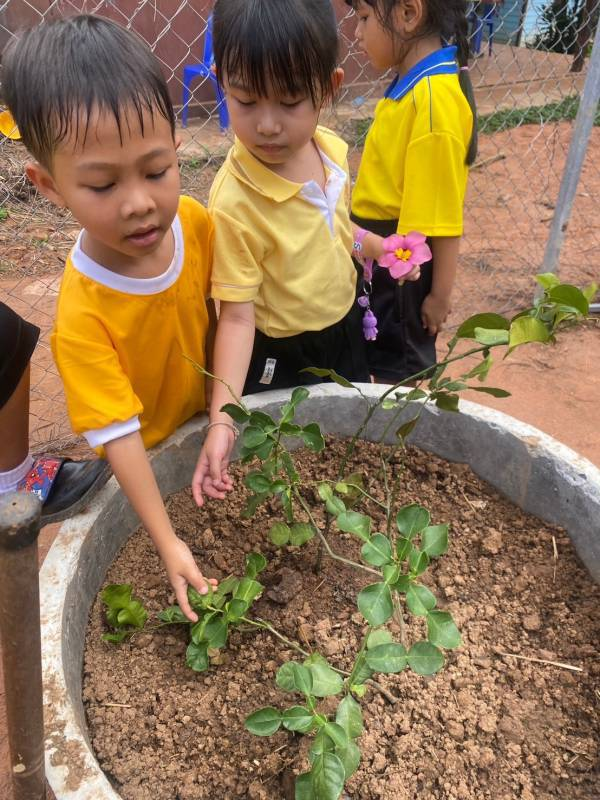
[83,438,600,800]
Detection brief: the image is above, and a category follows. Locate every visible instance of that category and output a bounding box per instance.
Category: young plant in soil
[102,275,594,800]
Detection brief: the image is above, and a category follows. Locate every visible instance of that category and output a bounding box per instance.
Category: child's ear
[398,0,424,34]
[25,162,67,208]
[332,68,345,94]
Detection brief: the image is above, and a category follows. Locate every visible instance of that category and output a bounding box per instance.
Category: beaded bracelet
[205,421,239,439]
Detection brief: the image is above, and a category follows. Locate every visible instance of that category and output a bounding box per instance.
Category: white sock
[0,454,35,494]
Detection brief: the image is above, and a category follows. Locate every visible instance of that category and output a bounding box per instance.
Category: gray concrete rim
[40,384,600,798]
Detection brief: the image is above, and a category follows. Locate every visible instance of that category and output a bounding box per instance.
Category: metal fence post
[0,492,46,800]
[539,29,600,287]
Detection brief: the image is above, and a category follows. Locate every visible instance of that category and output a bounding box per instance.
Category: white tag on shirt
[259,357,277,385]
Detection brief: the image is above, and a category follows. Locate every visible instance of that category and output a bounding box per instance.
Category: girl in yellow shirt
[349,0,478,382]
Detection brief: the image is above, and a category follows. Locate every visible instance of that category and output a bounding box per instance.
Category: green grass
[347,95,600,147]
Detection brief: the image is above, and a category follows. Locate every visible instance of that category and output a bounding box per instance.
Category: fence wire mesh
[0,0,598,450]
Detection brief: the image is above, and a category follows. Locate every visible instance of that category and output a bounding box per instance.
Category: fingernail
[200,586,208,595]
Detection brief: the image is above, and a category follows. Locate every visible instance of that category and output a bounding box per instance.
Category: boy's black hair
[2,14,175,168]
[346,0,478,165]
[213,0,339,105]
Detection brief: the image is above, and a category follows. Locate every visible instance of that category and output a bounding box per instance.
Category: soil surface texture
[84,438,600,800]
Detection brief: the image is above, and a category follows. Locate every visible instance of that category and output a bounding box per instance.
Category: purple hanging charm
[362,309,378,341]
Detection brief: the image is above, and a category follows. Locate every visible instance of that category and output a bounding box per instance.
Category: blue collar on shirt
[384,45,458,102]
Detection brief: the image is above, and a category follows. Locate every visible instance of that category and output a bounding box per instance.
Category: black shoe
[42,459,111,523]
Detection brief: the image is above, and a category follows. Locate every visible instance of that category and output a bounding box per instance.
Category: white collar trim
[70,214,184,296]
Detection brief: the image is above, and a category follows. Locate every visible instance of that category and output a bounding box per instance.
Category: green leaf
[214,575,239,599]
[350,654,373,686]
[509,316,550,351]
[405,388,428,401]
[396,416,419,441]
[535,272,560,290]
[158,606,188,624]
[317,483,334,502]
[337,510,371,541]
[102,630,130,644]
[366,629,393,650]
[295,772,314,800]
[406,583,437,616]
[427,610,462,649]
[396,504,430,538]
[466,353,492,382]
[350,683,368,698]
[468,386,511,398]
[116,601,148,629]
[241,492,267,518]
[361,533,393,567]
[225,598,249,621]
[291,386,310,406]
[322,722,349,751]
[191,612,215,644]
[281,451,299,482]
[357,582,393,626]
[421,524,449,557]
[244,471,273,494]
[241,425,268,449]
[234,578,262,604]
[433,392,460,412]
[382,564,400,585]
[270,479,288,495]
[392,574,412,593]
[455,313,510,339]
[290,523,316,546]
[219,403,249,423]
[408,547,429,576]
[381,397,398,410]
[249,410,276,429]
[365,643,408,674]
[203,615,229,649]
[407,641,444,675]
[473,327,510,346]
[280,421,302,435]
[335,695,363,739]
[186,640,209,672]
[277,662,313,695]
[305,653,344,697]
[187,584,213,611]
[309,728,336,763]
[336,739,361,780]
[582,281,598,302]
[282,705,315,733]
[547,284,589,316]
[396,537,412,560]
[311,752,346,800]
[301,423,325,452]
[301,367,354,389]
[245,552,267,579]
[270,521,291,546]
[326,495,346,516]
[245,707,282,736]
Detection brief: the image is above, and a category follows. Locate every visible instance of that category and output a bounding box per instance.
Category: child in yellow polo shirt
[3,15,217,620]
[192,0,422,505]
[348,0,478,382]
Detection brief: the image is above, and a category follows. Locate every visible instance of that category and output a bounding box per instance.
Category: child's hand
[421,292,451,336]
[192,425,235,507]
[160,535,218,622]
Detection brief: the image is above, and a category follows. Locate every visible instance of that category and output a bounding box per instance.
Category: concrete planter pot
[40,384,600,799]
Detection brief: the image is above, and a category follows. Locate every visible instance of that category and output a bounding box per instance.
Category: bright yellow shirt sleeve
[210,207,266,303]
[51,323,143,435]
[399,131,467,237]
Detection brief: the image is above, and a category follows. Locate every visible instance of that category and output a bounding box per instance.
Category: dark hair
[2,14,175,168]
[213,0,339,105]
[347,0,477,164]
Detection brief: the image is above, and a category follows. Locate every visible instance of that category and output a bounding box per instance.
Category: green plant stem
[292,488,380,577]
[240,616,312,658]
[347,628,371,687]
[322,479,388,511]
[184,359,250,414]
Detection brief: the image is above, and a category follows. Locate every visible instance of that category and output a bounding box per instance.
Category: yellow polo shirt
[352,72,473,236]
[209,126,356,338]
[51,195,213,453]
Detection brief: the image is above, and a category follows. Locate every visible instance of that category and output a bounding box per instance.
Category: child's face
[354,1,402,71]
[28,106,180,270]
[223,76,322,168]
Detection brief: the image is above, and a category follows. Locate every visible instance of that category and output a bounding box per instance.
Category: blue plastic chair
[181,15,229,130]
[469,3,498,57]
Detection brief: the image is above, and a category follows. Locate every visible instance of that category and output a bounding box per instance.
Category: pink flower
[378,232,432,279]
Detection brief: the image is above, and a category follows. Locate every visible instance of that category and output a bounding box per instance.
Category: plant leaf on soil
[360,533,393,566]
[406,583,437,616]
[310,751,346,800]
[421,524,449,557]
[396,504,430,538]
[427,610,462,650]
[357,582,394,626]
[407,641,445,675]
[365,643,408,674]
[336,510,371,541]
[335,694,364,739]
[304,653,344,697]
[282,705,315,733]
[245,707,282,736]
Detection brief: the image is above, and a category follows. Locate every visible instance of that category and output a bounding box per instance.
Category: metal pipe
[538,29,600,292]
[0,492,46,800]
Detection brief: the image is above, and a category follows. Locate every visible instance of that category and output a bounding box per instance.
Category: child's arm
[192,300,256,507]
[351,223,421,281]
[104,431,217,621]
[421,236,461,335]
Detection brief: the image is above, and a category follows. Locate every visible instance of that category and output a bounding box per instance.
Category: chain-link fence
[0,0,599,451]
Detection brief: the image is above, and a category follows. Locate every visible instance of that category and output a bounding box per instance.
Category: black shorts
[0,302,40,410]
[243,299,370,395]
[351,214,436,383]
